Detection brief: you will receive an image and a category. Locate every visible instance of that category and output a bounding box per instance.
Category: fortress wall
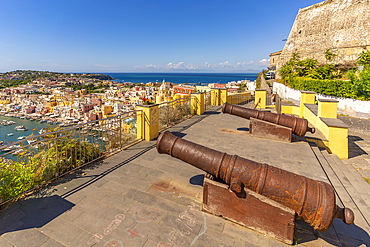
[277,0,370,71]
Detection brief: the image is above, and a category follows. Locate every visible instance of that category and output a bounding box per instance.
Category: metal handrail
[0,110,140,204]
[0,110,139,151]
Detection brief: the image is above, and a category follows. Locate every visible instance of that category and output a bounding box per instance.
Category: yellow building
[102,105,114,118]
[129,97,141,104]
[47,97,57,108]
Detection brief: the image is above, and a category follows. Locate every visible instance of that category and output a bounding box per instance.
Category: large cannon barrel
[156,131,354,232]
[222,102,315,137]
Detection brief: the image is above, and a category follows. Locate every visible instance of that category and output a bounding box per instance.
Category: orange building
[173,85,194,94]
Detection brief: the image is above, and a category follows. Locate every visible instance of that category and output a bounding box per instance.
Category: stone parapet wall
[275,0,370,72]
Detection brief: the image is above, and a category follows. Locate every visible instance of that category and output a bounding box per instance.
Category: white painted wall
[246,81,256,92]
[272,82,301,105]
[273,82,370,119]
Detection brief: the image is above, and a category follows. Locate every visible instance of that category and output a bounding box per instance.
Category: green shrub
[348,68,370,100]
[279,50,370,100]
[0,137,101,202]
[288,77,357,99]
[358,51,370,67]
[325,49,338,62]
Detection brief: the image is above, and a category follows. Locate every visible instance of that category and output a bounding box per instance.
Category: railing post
[211,88,221,106]
[300,91,316,118]
[136,104,159,141]
[220,88,228,105]
[54,137,58,178]
[255,89,267,109]
[318,99,338,118]
[191,92,205,115]
[119,116,122,149]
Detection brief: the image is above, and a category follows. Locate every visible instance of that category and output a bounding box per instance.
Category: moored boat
[15,126,28,131]
[2,145,20,152]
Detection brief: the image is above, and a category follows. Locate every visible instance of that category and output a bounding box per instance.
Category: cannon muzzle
[156,131,353,231]
[222,102,315,137]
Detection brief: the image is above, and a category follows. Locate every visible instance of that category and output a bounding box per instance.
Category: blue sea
[0,116,52,145]
[103,73,258,86]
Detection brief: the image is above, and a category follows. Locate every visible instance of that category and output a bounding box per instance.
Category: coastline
[102,72,258,85]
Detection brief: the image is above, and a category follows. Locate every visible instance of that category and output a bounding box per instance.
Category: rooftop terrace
[0,106,370,247]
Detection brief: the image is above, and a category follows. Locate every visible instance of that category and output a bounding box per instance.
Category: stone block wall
[274,0,370,72]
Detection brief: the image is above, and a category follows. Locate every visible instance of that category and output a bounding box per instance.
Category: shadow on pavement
[205,111,221,115]
[171,132,187,138]
[295,219,369,246]
[348,135,368,159]
[0,195,74,236]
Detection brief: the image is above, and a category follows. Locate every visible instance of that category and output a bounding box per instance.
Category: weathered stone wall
[275,0,370,72]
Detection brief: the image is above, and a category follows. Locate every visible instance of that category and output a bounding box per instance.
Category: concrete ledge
[320,117,349,128]
[304,103,318,116]
[318,99,339,103]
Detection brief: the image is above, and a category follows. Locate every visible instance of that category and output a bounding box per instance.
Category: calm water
[0,116,52,145]
[103,73,258,85]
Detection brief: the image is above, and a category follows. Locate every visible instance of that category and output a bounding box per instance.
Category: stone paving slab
[0,107,369,246]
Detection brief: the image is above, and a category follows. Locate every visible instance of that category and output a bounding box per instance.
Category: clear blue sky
[0,0,321,73]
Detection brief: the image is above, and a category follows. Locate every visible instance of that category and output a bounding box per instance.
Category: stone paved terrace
[1,106,370,247]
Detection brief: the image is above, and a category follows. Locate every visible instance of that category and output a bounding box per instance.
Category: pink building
[84,113,99,122]
[81,104,95,113]
[212,84,227,89]
[90,98,102,106]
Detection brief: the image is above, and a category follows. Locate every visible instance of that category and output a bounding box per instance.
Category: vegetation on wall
[279,50,370,100]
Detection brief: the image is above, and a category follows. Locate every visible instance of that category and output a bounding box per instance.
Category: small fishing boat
[7,133,13,136]
[17,136,27,140]
[15,126,28,131]
[3,145,20,152]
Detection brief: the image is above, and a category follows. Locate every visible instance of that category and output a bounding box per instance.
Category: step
[329,155,370,245]
[342,158,370,194]
[321,151,370,223]
[330,154,370,212]
[310,145,370,243]
[310,145,346,207]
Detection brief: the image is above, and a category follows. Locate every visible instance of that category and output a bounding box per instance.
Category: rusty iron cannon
[156,131,354,232]
[222,102,315,137]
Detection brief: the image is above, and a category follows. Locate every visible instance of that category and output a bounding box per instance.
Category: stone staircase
[309,142,370,245]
